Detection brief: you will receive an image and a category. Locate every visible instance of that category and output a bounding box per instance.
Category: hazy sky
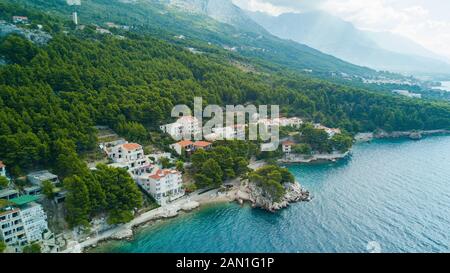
[232,0,450,60]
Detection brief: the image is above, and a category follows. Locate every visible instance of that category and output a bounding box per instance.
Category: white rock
[181,201,200,211]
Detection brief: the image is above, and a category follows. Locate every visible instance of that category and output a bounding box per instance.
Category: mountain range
[246,10,450,77]
[164,0,267,34]
[14,0,387,79]
[160,0,450,77]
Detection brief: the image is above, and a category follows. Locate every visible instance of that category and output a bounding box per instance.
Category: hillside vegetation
[0,1,449,178]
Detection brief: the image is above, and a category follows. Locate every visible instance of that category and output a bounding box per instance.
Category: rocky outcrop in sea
[236,181,310,212]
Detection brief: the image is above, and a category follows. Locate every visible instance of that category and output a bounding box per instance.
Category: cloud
[319,0,450,59]
[404,5,429,17]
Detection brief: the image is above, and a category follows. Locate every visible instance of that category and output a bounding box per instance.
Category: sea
[95,136,450,253]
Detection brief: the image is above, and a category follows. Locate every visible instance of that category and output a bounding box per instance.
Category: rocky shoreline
[278,152,350,164]
[236,181,311,212]
[80,180,311,252]
[356,129,450,142]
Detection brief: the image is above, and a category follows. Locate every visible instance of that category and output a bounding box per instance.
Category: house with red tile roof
[105,142,151,170]
[160,115,202,140]
[170,140,212,156]
[170,140,194,155]
[193,141,212,150]
[282,141,296,154]
[136,169,184,205]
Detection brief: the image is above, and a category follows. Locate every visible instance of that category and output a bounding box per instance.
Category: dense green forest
[8,0,379,78]
[190,141,256,188]
[249,165,295,203]
[0,2,450,174]
[0,1,449,178]
[0,1,449,229]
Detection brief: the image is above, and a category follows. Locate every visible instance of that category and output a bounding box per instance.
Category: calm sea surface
[96,136,450,253]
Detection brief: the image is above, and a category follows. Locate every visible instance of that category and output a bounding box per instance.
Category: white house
[104,141,185,206]
[147,152,173,164]
[0,207,26,247]
[170,140,212,156]
[282,141,295,155]
[129,164,158,179]
[0,195,48,249]
[27,170,59,186]
[12,16,28,24]
[314,124,342,138]
[233,124,246,140]
[204,133,220,142]
[286,117,303,127]
[170,140,194,156]
[106,142,145,164]
[258,117,303,129]
[20,203,48,243]
[213,126,235,140]
[0,189,19,200]
[136,169,184,205]
[160,116,201,140]
[257,118,274,128]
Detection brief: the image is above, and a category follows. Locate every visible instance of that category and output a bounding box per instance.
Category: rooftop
[282,141,296,146]
[24,185,42,191]
[0,207,19,217]
[176,140,194,147]
[0,189,18,198]
[149,169,180,180]
[122,143,142,151]
[27,170,58,181]
[10,195,39,206]
[194,141,212,148]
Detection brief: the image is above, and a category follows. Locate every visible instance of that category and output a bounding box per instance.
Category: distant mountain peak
[247,9,450,76]
[164,0,267,33]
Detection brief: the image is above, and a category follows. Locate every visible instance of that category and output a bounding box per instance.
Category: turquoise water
[98,136,450,253]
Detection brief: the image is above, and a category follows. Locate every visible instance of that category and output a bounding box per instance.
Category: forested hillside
[9,0,381,78]
[1,1,450,177]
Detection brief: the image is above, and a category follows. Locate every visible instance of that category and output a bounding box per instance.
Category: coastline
[85,135,450,253]
[82,177,310,253]
[356,129,450,142]
[62,161,270,253]
[278,151,350,164]
[61,132,450,253]
[63,187,240,253]
[61,158,329,253]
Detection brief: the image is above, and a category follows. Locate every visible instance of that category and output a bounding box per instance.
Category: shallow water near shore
[95,136,450,253]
